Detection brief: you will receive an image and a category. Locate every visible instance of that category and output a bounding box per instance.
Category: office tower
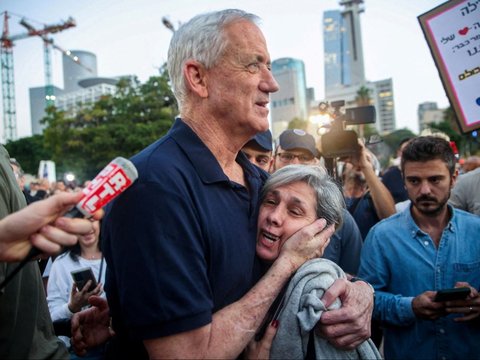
[29,86,63,135]
[323,0,396,134]
[418,101,443,131]
[323,0,366,97]
[373,78,395,133]
[270,57,308,139]
[55,77,119,116]
[63,50,97,92]
[29,50,123,133]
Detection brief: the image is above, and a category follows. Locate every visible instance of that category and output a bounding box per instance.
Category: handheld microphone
[66,157,138,218]
[0,157,138,291]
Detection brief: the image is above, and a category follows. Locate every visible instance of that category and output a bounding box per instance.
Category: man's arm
[144,220,334,359]
[358,229,418,327]
[0,192,103,262]
[318,279,374,349]
[71,296,115,357]
[357,142,395,219]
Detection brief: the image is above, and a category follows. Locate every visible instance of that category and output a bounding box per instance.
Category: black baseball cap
[247,130,273,151]
[278,129,319,157]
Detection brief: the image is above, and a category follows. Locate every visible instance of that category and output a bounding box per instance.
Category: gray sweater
[270,258,382,360]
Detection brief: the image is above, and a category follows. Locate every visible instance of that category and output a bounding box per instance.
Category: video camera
[320,100,376,158]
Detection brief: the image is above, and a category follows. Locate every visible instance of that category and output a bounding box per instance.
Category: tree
[355,86,372,106]
[354,86,373,138]
[288,117,309,130]
[380,128,416,165]
[4,135,52,175]
[381,128,416,151]
[42,64,177,181]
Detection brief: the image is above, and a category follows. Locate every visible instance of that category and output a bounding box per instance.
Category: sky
[1,0,450,139]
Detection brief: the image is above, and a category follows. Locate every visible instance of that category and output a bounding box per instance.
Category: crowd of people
[1,8,479,360]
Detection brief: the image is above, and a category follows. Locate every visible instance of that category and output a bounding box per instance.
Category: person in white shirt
[47,219,105,356]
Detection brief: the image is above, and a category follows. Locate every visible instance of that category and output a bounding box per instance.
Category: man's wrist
[350,277,375,298]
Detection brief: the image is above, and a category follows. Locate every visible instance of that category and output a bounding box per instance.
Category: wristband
[350,277,375,298]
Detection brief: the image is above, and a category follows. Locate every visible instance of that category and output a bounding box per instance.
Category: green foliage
[288,117,309,130]
[39,65,177,181]
[381,128,416,152]
[4,135,52,175]
[355,86,372,106]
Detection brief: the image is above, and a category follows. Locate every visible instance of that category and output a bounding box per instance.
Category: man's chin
[415,203,443,216]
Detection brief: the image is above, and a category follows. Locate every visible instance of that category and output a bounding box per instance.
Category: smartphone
[71,267,97,292]
[434,287,470,302]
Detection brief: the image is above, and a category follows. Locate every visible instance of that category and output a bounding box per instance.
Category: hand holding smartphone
[71,268,97,292]
[433,287,470,302]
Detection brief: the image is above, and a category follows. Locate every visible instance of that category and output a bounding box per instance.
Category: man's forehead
[404,159,450,175]
[277,146,314,156]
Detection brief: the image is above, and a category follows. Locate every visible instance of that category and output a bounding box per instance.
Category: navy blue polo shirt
[103,119,267,344]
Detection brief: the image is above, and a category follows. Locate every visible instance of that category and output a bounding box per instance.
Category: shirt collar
[169,118,263,184]
[404,203,457,237]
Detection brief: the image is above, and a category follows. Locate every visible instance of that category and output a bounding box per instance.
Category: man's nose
[291,156,301,164]
[260,69,279,93]
[419,181,432,194]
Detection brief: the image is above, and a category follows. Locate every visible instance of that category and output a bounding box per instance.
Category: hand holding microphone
[66,157,138,218]
[0,157,138,290]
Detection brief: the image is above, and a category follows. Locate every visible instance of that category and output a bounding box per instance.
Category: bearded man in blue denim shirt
[358,136,480,359]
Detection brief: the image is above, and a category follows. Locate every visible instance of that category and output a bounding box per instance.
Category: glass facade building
[270,58,308,139]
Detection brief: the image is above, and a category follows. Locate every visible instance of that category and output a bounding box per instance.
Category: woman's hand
[68,281,103,313]
[244,320,278,359]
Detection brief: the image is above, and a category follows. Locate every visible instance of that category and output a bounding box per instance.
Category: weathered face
[256,181,317,262]
[404,159,456,217]
[205,20,279,136]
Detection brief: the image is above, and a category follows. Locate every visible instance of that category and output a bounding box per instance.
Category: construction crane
[19,18,93,108]
[0,11,76,142]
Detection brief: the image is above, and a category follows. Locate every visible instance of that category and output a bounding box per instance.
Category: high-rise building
[373,78,395,133]
[29,50,124,133]
[418,102,444,131]
[323,1,366,96]
[63,50,97,92]
[55,77,118,116]
[323,0,396,134]
[270,57,308,139]
[29,86,64,135]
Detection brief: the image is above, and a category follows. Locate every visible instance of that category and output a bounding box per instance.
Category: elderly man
[99,10,373,359]
[358,136,480,359]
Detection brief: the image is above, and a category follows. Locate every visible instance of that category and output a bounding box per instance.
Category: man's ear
[183,60,208,98]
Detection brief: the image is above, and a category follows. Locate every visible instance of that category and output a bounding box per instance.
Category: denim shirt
[358,205,480,360]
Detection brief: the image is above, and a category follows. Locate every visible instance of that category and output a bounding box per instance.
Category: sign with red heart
[419,0,480,133]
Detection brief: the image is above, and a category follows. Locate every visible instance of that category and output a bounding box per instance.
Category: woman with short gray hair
[252,164,381,359]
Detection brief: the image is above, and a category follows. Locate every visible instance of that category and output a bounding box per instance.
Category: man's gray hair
[262,165,345,228]
[167,9,261,109]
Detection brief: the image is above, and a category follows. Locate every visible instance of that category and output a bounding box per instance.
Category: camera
[319,100,376,158]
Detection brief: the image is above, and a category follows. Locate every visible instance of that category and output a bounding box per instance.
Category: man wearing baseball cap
[241,130,273,172]
[272,129,319,172]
